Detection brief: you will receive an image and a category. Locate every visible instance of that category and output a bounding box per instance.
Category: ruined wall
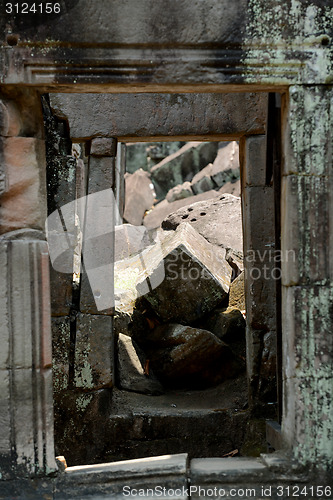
[281,85,333,470]
[0,0,332,481]
[42,103,117,463]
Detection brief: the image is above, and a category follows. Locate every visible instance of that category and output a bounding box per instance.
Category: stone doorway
[44,93,282,465]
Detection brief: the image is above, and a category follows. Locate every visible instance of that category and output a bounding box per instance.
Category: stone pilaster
[0,93,56,478]
[0,233,57,478]
[80,137,117,318]
[281,85,333,470]
[240,135,278,408]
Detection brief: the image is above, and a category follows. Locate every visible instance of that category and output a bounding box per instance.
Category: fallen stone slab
[191,163,216,194]
[144,189,220,230]
[115,223,153,262]
[114,308,133,337]
[55,454,189,499]
[114,229,166,312]
[162,194,243,253]
[123,169,155,226]
[219,179,241,197]
[150,142,218,199]
[117,333,164,395]
[135,223,232,323]
[166,181,193,203]
[211,141,240,187]
[205,307,246,344]
[226,248,244,278]
[134,323,242,389]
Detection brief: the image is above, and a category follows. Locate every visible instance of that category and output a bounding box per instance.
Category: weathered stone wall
[45,126,117,462]
[1,1,331,89]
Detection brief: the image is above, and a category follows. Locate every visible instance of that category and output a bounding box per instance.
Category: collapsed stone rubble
[114,191,247,394]
[123,140,241,229]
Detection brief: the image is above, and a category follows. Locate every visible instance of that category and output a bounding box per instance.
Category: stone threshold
[0,452,313,500]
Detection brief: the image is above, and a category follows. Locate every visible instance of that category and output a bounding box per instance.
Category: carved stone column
[0,92,57,478]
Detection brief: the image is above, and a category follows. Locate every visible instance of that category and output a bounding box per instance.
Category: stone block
[241,185,277,404]
[49,265,73,317]
[191,163,215,194]
[151,142,218,199]
[242,185,275,255]
[205,307,245,345]
[123,169,155,226]
[166,181,193,203]
[117,333,163,395]
[242,186,277,333]
[10,368,36,470]
[283,86,332,177]
[0,137,47,234]
[0,99,23,137]
[229,271,245,310]
[144,190,220,230]
[115,223,153,262]
[9,367,56,475]
[0,366,56,478]
[133,323,244,389]
[281,175,330,286]
[211,141,240,187]
[162,193,243,253]
[282,286,333,467]
[219,179,241,197]
[80,265,114,316]
[190,457,267,479]
[0,370,10,454]
[53,388,113,467]
[90,137,117,157]
[75,314,114,390]
[114,142,126,225]
[52,317,70,393]
[241,135,266,187]
[87,156,115,194]
[133,223,232,323]
[47,155,77,216]
[190,457,271,500]
[49,93,267,141]
[282,285,333,381]
[56,454,188,499]
[225,248,244,279]
[0,246,9,370]
[78,187,115,315]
